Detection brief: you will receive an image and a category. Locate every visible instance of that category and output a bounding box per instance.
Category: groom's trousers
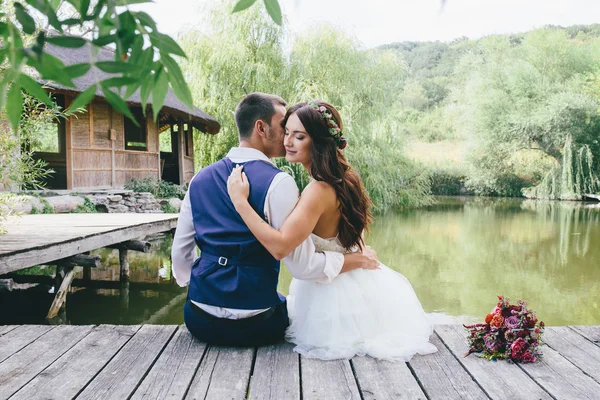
[183,296,289,347]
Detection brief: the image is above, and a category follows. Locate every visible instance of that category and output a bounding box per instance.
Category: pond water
[2,197,599,326]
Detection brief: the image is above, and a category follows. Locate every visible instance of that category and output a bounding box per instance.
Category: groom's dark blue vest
[187,157,283,310]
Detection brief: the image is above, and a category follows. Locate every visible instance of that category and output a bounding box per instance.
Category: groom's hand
[340,247,380,274]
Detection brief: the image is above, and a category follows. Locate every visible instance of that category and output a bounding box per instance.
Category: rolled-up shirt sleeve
[266,173,344,283]
[171,189,197,287]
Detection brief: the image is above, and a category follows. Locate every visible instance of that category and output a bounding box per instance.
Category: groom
[171,92,377,346]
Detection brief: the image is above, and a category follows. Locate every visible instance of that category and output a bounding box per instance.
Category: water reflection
[2,197,599,326]
[358,197,600,326]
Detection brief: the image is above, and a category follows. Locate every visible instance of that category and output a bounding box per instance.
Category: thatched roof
[43,43,220,134]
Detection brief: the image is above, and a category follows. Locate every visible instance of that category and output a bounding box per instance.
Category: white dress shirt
[171,147,344,319]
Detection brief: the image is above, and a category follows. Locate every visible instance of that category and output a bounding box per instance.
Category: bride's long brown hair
[285,101,373,250]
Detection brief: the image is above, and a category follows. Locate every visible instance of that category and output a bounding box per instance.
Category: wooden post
[119,248,129,282]
[88,102,94,147]
[178,120,185,185]
[47,266,75,320]
[120,280,130,310]
[0,278,14,292]
[108,240,151,253]
[65,96,74,190]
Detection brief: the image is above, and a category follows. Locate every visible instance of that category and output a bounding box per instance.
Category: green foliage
[180,3,428,210]
[160,202,179,214]
[428,167,469,196]
[523,135,600,200]
[72,197,97,213]
[0,0,282,133]
[124,177,187,199]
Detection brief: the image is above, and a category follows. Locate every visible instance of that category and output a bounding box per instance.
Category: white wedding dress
[285,234,438,361]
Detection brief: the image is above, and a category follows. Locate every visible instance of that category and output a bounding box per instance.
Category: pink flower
[511,337,528,358]
[521,350,537,363]
[504,316,521,329]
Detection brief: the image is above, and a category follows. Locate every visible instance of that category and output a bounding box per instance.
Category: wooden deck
[0,325,598,399]
[0,214,178,275]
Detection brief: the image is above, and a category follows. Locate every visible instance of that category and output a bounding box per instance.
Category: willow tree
[179,3,431,210]
[178,1,286,167]
[456,28,600,196]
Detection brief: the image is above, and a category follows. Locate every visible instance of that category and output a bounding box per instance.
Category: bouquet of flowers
[464,296,544,363]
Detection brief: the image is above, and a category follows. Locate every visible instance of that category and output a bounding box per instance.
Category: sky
[138,0,600,48]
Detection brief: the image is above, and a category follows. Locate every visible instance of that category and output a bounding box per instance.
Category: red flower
[490,315,504,329]
[521,350,537,363]
[485,314,494,324]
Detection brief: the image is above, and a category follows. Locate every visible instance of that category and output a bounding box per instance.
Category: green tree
[456,29,600,196]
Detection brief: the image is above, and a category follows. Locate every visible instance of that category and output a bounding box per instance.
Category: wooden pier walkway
[0,324,599,400]
[0,214,178,275]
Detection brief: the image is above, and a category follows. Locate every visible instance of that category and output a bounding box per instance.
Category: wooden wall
[68,99,162,190]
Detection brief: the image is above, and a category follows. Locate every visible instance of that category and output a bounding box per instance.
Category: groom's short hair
[235,93,287,139]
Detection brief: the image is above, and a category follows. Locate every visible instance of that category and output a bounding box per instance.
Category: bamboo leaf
[152,67,169,122]
[92,34,117,47]
[96,61,141,74]
[115,0,152,5]
[6,82,23,132]
[64,63,91,78]
[67,84,97,113]
[101,84,137,125]
[149,32,186,57]
[124,82,141,99]
[79,0,90,16]
[134,11,157,30]
[140,74,152,111]
[46,36,87,48]
[20,74,53,106]
[101,77,138,87]
[27,53,75,87]
[24,0,61,31]
[263,0,282,25]
[161,53,193,110]
[232,0,258,13]
[14,3,36,34]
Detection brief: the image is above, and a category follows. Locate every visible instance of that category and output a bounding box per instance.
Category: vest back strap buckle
[218,256,228,266]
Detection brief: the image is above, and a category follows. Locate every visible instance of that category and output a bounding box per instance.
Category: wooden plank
[542,326,600,383]
[0,325,17,336]
[571,325,600,344]
[0,214,177,274]
[301,358,361,400]
[435,325,551,400]
[0,325,93,399]
[248,342,300,400]
[352,357,426,400]
[409,332,488,400]
[10,325,140,400]
[0,325,55,363]
[76,324,177,400]
[130,326,206,400]
[185,346,254,400]
[519,344,600,399]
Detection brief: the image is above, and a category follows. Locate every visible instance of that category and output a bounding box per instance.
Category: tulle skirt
[285,264,438,361]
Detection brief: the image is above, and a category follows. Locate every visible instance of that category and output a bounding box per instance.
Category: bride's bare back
[302,180,341,239]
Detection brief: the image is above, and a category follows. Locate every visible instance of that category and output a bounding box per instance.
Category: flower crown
[308,101,347,149]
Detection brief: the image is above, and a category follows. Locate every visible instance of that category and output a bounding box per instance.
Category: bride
[227,100,437,361]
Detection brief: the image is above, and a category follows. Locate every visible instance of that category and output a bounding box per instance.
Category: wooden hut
[29,43,220,190]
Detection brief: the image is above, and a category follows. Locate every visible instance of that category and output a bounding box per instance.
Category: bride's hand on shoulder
[360,246,380,270]
[227,165,250,207]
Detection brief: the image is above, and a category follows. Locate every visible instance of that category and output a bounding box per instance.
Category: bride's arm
[228,166,328,260]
